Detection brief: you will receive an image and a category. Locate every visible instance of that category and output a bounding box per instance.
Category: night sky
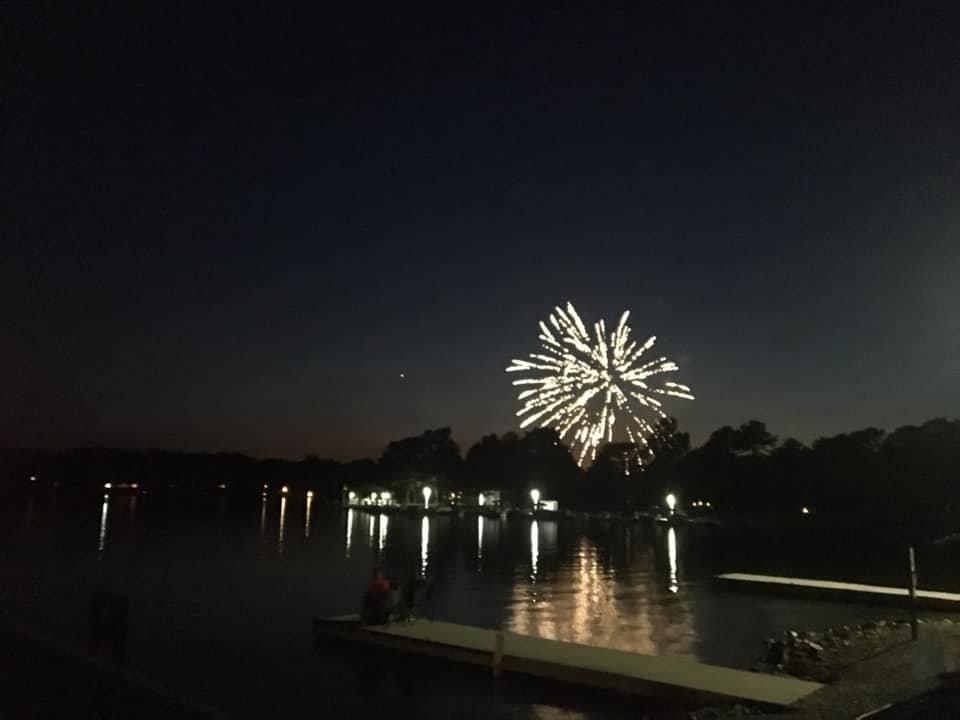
[4,3,959,459]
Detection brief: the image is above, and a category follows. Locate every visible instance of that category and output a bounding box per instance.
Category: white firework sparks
[506,302,694,466]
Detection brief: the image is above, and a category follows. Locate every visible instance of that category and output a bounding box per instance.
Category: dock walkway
[0,625,229,719]
[315,616,822,707]
[714,573,960,611]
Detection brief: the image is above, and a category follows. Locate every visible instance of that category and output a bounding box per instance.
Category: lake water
[2,491,957,718]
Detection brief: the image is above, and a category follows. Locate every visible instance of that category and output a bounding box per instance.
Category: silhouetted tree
[378,427,463,502]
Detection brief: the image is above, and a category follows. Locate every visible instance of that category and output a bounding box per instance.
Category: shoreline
[692,618,960,718]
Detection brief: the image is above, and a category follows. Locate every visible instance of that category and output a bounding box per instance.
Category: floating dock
[1,624,229,719]
[714,573,960,611]
[313,616,822,707]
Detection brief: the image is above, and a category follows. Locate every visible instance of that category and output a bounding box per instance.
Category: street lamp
[478,492,486,507]
[422,486,432,510]
[665,492,677,514]
[530,488,541,511]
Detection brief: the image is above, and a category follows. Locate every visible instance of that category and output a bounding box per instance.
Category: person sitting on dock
[361,569,391,625]
[396,576,428,621]
[385,579,401,620]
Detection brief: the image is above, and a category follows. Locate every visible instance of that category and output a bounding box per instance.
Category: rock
[842,640,853,647]
[765,640,786,666]
[787,629,799,640]
[861,620,877,631]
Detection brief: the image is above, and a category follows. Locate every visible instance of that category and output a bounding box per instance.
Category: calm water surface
[2,491,958,718]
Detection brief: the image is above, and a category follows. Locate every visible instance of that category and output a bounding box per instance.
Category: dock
[313,616,822,707]
[0,624,229,719]
[714,573,960,611]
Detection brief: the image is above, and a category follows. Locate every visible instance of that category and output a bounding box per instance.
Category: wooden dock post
[908,545,918,641]
[492,632,503,677]
[88,591,129,665]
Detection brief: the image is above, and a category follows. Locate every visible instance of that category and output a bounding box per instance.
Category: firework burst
[506,302,694,466]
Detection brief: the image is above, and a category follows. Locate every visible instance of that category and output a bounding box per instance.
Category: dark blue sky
[3,3,958,459]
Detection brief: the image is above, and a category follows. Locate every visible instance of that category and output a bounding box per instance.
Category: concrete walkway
[0,625,229,719]
[715,573,960,610]
[360,618,823,706]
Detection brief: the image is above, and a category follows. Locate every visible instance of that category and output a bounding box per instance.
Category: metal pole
[908,545,918,641]
[493,633,504,677]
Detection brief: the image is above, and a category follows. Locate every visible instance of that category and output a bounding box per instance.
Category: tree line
[3,418,958,524]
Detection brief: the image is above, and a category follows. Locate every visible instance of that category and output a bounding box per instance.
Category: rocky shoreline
[690,618,960,719]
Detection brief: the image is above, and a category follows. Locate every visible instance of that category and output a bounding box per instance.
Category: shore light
[478,492,486,507]
[104,483,112,490]
[665,493,677,513]
[380,491,391,504]
[422,486,432,509]
[306,490,314,499]
[281,485,289,495]
[348,491,357,503]
[801,506,810,515]
[530,488,541,510]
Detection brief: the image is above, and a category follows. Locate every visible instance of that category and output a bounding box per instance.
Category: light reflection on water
[278,496,287,553]
[668,526,679,593]
[97,495,109,552]
[11,499,925,719]
[304,493,313,539]
[258,494,267,548]
[345,509,354,557]
[477,516,483,562]
[506,523,694,659]
[530,520,539,579]
[420,515,429,575]
[378,513,388,554]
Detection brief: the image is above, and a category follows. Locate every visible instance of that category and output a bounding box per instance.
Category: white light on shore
[281,485,289,495]
[665,493,677,512]
[801,506,810,515]
[530,488,541,509]
[479,492,486,507]
[422,486,432,510]
[103,483,112,490]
